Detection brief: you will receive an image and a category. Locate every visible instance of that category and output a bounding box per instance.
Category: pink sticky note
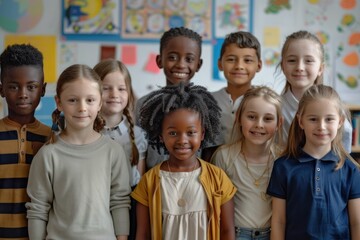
[144,53,160,74]
[121,45,137,65]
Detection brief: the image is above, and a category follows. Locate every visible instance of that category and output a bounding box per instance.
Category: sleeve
[348,162,360,199]
[131,172,151,207]
[266,158,287,199]
[134,126,148,160]
[110,144,132,236]
[211,147,229,171]
[26,146,53,239]
[218,168,236,204]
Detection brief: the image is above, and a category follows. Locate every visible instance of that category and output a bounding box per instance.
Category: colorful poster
[121,0,212,40]
[215,0,252,38]
[62,0,120,39]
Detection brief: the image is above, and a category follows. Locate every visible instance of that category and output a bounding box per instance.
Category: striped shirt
[0,117,51,240]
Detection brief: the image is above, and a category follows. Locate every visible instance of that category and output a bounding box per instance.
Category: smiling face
[156,36,202,85]
[55,78,102,132]
[240,97,279,148]
[298,98,343,154]
[161,108,204,163]
[0,65,45,125]
[218,44,262,90]
[101,71,128,117]
[281,39,324,98]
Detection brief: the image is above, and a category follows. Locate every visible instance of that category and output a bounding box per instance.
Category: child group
[0,26,359,240]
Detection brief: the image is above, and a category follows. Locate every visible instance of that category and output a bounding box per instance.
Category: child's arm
[135,202,151,240]
[348,198,360,239]
[116,235,127,240]
[220,198,235,240]
[271,197,286,240]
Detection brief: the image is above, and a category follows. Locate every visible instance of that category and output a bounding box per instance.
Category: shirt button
[316,188,320,191]
[21,139,25,142]
[316,177,320,180]
[317,168,320,171]
[21,151,25,155]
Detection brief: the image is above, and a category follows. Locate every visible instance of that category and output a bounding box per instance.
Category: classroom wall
[0,0,359,123]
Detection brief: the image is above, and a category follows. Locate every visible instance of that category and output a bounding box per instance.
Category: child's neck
[165,156,198,172]
[241,141,271,164]
[302,143,331,159]
[60,128,101,145]
[226,84,250,101]
[290,87,308,100]
[103,113,123,128]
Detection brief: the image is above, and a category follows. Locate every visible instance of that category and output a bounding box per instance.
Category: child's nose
[18,87,29,98]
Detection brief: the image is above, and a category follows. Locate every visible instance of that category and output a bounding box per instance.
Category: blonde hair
[230,85,284,154]
[93,59,139,166]
[50,64,105,143]
[276,30,325,94]
[285,84,357,169]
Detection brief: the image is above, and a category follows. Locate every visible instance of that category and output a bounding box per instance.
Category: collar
[103,116,128,134]
[298,149,338,163]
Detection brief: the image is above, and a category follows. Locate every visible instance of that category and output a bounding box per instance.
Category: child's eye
[169,131,177,136]
[186,56,195,63]
[28,84,39,91]
[309,117,317,122]
[87,98,96,104]
[247,115,255,120]
[225,57,235,62]
[188,130,197,136]
[119,87,127,92]
[7,85,19,91]
[167,55,178,61]
[265,117,275,122]
[244,58,254,63]
[287,59,296,63]
[68,98,77,103]
[326,117,335,122]
[103,87,109,91]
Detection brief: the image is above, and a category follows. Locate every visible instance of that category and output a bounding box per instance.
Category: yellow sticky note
[4,35,57,83]
[263,27,281,47]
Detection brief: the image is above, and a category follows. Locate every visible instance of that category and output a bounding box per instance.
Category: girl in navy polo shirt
[267,84,360,240]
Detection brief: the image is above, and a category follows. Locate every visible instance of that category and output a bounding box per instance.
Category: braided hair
[94,59,139,166]
[159,27,202,55]
[140,82,220,153]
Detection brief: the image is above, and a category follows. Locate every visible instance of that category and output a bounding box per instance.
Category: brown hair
[50,64,105,143]
[93,59,139,166]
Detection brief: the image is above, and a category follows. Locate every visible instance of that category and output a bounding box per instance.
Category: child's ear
[297,114,303,129]
[156,54,163,69]
[257,59,263,72]
[217,59,223,71]
[277,116,284,130]
[318,63,325,77]
[201,130,205,140]
[41,82,47,97]
[338,116,345,129]
[196,59,203,72]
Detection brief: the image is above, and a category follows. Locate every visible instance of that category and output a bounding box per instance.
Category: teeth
[174,73,187,77]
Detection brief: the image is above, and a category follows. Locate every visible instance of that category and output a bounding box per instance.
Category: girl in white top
[94,59,148,240]
[26,64,131,240]
[277,30,352,152]
[212,86,284,240]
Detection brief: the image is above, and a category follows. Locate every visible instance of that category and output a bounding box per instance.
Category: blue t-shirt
[267,150,360,240]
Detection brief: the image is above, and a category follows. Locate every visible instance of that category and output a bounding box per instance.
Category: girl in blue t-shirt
[267,84,360,240]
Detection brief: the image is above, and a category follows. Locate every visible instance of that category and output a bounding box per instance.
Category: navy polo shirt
[267,150,360,240]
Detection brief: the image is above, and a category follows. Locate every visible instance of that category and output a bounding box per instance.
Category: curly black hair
[159,27,202,55]
[0,44,44,82]
[140,82,221,153]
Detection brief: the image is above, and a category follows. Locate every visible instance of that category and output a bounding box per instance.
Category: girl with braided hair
[26,64,131,239]
[132,83,236,240]
[94,59,148,240]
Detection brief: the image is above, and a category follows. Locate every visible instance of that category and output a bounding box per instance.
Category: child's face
[298,98,343,153]
[281,39,324,92]
[240,97,278,147]
[218,44,261,89]
[101,71,128,117]
[55,78,102,132]
[161,108,204,163]
[0,66,45,124]
[156,36,202,86]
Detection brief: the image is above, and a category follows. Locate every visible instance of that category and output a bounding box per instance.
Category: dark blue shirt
[267,150,360,240]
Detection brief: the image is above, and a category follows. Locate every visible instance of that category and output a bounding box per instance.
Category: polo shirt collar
[298,148,338,163]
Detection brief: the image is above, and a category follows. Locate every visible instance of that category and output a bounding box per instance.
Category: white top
[102,116,148,186]
[212,143,273,228]
[282,90,353,152]
[211,87,243,146]
[160,168,207,240]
